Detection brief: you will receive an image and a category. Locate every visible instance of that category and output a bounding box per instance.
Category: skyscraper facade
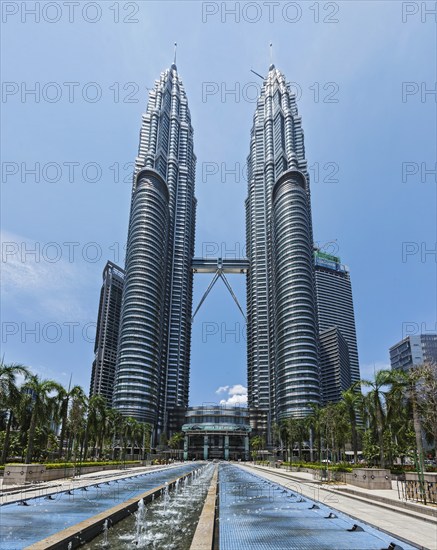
[112,64,196,434]
[318,326,351,403]
[90,261,125,405]
[246,65,320,436]
[314,249,360,396]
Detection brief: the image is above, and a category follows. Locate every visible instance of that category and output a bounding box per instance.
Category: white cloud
[228,384,246,396]
[1,230,90,320]
[220,393,247,406]
[216,383,248,406]
[13,363,72,388]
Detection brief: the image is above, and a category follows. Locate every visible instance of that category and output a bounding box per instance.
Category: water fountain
[0,463,203,550]
[86,463,215,549]
[134,498,146,544]
[102,519,109,548]
[218,464,418,550]
[162,482,169,514]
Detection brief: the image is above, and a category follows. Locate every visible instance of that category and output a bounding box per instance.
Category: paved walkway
[241,464,437,550]
[0,463,181,506]
[249,465,435,518]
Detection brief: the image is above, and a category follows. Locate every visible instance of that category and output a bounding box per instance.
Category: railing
[397,474,437,505]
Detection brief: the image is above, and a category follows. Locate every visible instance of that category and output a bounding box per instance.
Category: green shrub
[45,460,141,469]
[281,461,352,472]
[282,462,321,470]
[331,463,352,473]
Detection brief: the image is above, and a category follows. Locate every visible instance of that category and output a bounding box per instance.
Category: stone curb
[190,465,218,550]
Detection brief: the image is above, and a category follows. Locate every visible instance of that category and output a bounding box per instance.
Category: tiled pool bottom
[218,465,417,550]
[0,464,201,549]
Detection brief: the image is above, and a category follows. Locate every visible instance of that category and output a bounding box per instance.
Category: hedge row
[281,462,352,472]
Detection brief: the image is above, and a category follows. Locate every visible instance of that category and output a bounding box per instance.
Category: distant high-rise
[314,249,360,398]
[390,334,437,372]
[89,261,125,405]
[246,65,320,436]
[319,326,351,403]
[112,64,196,435]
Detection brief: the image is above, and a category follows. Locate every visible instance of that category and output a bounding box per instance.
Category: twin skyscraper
[90,61,360,441]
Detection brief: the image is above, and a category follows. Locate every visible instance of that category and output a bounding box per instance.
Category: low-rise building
[182,405,251,460]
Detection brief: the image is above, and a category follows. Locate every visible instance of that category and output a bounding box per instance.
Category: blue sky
[1,1,436,406]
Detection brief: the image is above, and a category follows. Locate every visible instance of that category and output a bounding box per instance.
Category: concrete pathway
[248,465,435,518]
[241,464,437,550]
[0,463,182,506]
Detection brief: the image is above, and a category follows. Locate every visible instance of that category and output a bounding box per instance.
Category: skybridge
[191,257,249,322]
[191,257,249,274]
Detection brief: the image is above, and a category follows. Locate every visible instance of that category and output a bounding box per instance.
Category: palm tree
[118,416,143,461]
[295,419,308,462]
[360,369,394,468]
[83,394,106,460]
[0,362,30,464]
[320,403,336,462]
[250,435,265,462]
[306,403,322,462]
[22,374,63,463]
[391,368,426,469]
[106,408,123,460]
[95,402,108,459]
[286,417,299,465]
[141,423,152,459]
[124,417,142,458]
[279,420,289,461]
[341,387,362,464]
[56,385,86,459]
[414,362,437,461]
[333,401,350,462]
[168,432,184,459]
[68,391,87,461]
[271,422,281,451]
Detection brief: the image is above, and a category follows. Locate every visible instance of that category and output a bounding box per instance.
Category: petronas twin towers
[112,61,320,438]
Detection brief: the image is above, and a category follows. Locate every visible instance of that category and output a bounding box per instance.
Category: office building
[314,249,360,400]
[89,261,125,404]
[390,334,437,372]
[319,326,351,403]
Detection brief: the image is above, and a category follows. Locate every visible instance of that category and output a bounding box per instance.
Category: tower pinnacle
[172,42,177,69]
[269,42,275,71]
